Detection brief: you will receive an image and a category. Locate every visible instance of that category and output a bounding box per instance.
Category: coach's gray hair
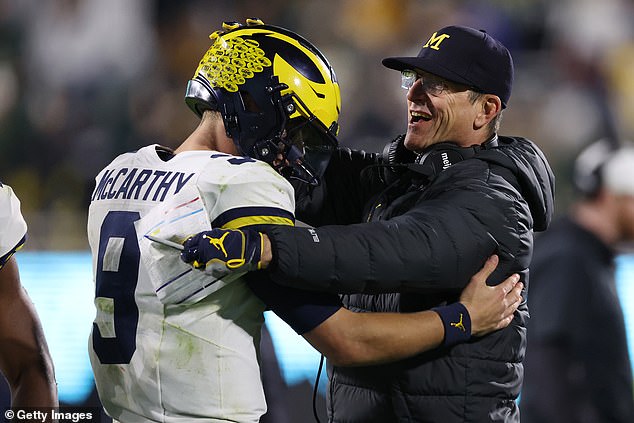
[468,91,502,136]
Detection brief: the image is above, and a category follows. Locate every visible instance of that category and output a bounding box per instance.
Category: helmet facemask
[185,21,341,186]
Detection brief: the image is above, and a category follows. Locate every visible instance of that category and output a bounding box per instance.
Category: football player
[0,183,57,406]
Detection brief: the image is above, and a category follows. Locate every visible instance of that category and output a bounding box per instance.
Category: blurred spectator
[534,0,633,164]
[522,139,634,423]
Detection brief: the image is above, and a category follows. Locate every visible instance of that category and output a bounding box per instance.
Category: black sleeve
[244,271,341,335]
[266,159,533,295]
[265,192,503,294]
[294,147,385,227]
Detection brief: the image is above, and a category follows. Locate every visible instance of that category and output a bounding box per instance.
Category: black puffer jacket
[266,136,555,422]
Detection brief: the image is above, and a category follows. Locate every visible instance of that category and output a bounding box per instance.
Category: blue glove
[180,228,263,272]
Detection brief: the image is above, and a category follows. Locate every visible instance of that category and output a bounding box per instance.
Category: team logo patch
[423,32,451,50]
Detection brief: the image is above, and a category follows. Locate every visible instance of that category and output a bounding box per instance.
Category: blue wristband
[432,302,472,348]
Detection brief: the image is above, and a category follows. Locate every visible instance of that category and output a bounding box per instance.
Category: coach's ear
[474,95,502,130]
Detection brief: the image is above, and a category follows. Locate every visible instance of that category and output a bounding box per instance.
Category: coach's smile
[410,110,432,123]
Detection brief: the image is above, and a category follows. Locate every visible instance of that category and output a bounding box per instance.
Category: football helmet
[185,19,341,185]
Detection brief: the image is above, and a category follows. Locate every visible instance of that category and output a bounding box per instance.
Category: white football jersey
[87,145,295,423]
[0,183,27,267]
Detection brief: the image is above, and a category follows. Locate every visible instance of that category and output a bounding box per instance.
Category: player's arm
[0,256,58,406]
[249,255,522,367]
[303,255,521,366]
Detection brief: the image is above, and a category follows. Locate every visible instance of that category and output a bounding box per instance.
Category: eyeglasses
[400,70,449,96]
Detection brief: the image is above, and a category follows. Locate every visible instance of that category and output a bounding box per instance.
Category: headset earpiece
[379,135,498,186]
[412,136,499,181]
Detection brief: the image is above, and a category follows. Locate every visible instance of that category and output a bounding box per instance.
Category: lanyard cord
[312,353,325,423]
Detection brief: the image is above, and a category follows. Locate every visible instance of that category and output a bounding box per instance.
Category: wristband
[432,302,472,348]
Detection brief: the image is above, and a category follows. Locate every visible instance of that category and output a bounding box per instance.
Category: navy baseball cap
[382,25,514,108]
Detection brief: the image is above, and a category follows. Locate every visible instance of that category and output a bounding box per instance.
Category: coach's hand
[180,228,266,272]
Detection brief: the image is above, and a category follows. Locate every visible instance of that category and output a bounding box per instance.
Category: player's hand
[180,228,264,273]
[459,255,523,337]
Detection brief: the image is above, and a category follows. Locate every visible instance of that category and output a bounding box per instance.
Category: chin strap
[251,137,320,186]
